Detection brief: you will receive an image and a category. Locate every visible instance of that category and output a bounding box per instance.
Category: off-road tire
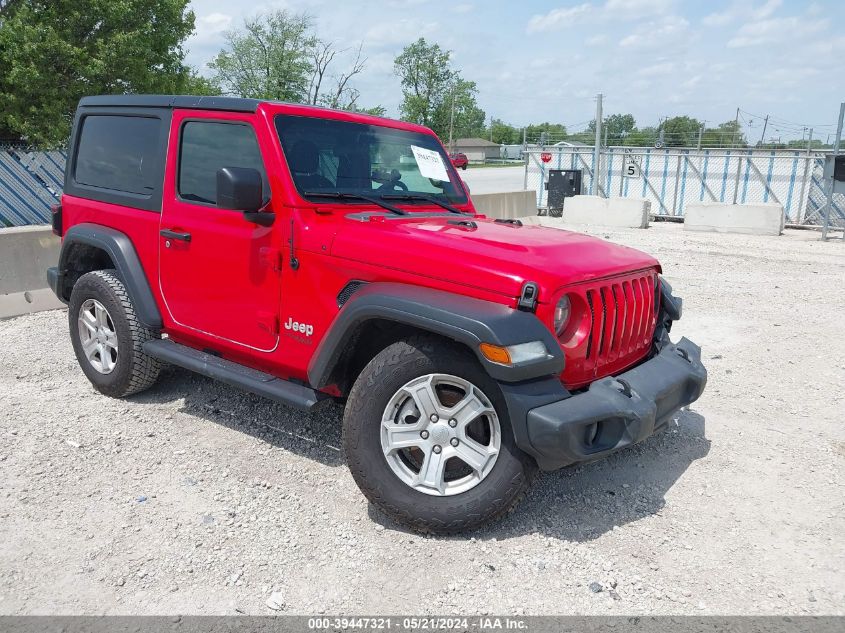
[343,335,537,534]
[69,269,161,398]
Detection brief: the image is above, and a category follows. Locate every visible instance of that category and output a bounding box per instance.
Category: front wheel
[343,336,536,534]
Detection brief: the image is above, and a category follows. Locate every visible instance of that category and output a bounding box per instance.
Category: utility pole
[821,102,844,240]
[732,107,740,147]
[490,115,493,143]
[603,125,608,147]
[593,93,603,196]
[697,122,705,151]
[759,115,769,146]
[448,84,456,152]
[807,128,813,152]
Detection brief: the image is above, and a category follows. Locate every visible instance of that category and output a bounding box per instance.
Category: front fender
[307,282,564,388]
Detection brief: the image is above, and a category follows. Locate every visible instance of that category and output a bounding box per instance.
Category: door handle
[160,229,191,242]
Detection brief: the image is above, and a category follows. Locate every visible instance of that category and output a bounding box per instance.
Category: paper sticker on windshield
[410,145,449,181]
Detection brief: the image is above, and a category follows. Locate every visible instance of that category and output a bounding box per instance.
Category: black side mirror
[216,167,273,226]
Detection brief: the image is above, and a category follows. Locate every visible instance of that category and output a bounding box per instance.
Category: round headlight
[553,295,571,336]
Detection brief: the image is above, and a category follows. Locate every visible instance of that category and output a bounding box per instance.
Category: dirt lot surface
[0,223,843,615]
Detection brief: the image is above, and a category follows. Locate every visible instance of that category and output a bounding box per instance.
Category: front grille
[562,270,659,388]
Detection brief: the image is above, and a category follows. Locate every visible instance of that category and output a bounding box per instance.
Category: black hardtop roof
[78,94,262,113]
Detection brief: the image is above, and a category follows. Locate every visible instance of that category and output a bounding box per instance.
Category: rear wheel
[343,336,536,534]
[69,269,161,398]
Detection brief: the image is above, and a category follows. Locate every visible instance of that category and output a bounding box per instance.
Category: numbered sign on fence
[622,154,642,178]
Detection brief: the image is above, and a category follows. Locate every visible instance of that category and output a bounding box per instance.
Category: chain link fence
[2,145,843,229]
[524,146,844,228]
[0,144,66,227]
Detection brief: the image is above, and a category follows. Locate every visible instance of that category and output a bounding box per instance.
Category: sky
[184,0,845,142]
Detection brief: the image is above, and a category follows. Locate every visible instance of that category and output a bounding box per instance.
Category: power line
[739,108,835,132]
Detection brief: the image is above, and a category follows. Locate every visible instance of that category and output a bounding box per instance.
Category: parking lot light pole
[594,93,603,197]
[821,101,844,241]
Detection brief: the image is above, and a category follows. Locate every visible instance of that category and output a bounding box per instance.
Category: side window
[74,115,161,195]
[178,121,268,205]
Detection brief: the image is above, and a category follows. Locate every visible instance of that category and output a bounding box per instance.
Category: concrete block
[684,202,784,236]
[0,225,63,319]
[0,288,65,320]
[471,190,537,219]
[0,225,60,294]
[562,195,650,228]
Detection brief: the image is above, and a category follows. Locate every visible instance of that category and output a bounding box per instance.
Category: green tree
[661,115,702,147]
[356,105,387,117]
[786,138,826,150]
[701,120,746,148]
[394,39,486,141]
[394,38,454,130]
[586,113,636,144]
[490,119,520,145]
[624,126,659,147]
[209,10,316,101]
[524,122,568,144]
[432,79,486,143]
[0,0,198,147]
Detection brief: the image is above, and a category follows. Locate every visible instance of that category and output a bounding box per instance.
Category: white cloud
[727,15,828,47]
[192,12,233,43]
[526,4,593,33]
[618,15,690,49]
[365,19,439,46]
[453,3,474,14]
[636,61,675,77]
[585,34,608,46]
[702,10,733,27]
[753,0,783,19]
[703,0,782,27]
[603,0,674,18]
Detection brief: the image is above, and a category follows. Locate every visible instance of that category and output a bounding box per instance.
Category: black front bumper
[523,337,707,471]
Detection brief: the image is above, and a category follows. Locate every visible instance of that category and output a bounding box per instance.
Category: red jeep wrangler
[48,95,706,534]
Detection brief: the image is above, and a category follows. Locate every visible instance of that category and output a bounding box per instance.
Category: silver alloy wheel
[380,373,501,496]
[77,299,119,374]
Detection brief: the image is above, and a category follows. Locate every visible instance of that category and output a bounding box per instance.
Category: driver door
[158,110,282,352]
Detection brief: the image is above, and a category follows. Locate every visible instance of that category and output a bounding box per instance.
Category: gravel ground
[0,223,843,615]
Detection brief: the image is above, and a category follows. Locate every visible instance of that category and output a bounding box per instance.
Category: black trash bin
[546,169,582,217]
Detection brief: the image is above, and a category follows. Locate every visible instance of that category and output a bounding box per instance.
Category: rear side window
[74,116,160,194]
[178,121,268,205]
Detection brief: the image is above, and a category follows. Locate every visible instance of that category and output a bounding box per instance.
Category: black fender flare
[307,282,564,388]
[56,223,162,329]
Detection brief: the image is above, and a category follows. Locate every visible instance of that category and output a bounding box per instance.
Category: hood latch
[517,282,538,312]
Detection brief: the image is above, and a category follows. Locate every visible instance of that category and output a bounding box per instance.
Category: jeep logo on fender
[284,317,314,337]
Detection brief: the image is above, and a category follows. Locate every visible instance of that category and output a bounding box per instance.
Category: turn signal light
[479,341,549,366]
[479,343,511,365]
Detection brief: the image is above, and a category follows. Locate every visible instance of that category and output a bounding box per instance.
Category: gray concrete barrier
[471,190,536,219]
[0,225,64,319]
[561,195,651,228]
[684,202,784,236]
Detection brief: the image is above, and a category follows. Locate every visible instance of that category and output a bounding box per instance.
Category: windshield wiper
[302,191,408,215]
[379,193,467,215]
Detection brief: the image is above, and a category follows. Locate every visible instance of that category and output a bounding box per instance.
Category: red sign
[540,152,552,163]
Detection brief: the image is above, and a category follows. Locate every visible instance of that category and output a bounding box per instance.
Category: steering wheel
[375,168,408,192]
[377,180,408,191]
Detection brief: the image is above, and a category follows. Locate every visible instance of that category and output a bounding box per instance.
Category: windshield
[275,114,468,206]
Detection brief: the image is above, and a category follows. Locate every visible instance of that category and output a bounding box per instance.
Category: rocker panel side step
[143,339,327,411]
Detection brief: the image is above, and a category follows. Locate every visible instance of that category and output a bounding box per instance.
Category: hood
[330,214,660,301]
